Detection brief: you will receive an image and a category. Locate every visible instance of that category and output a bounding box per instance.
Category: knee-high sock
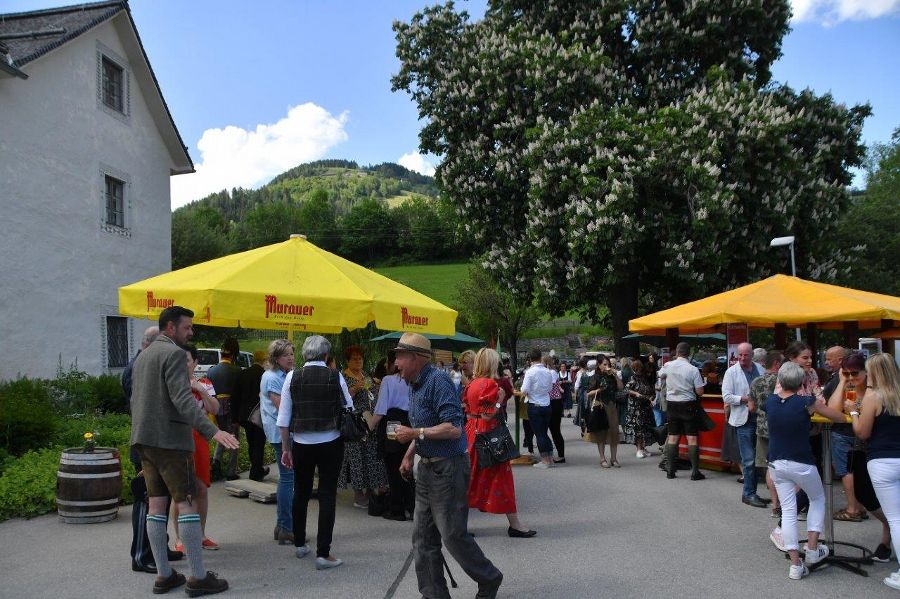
[665,443,678,474]
[177,514,206,579]
[688,445,701,475]
[146,514,172,577]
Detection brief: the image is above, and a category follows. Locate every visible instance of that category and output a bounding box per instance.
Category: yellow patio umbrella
[629,275,900,335]
[119,234,457,335]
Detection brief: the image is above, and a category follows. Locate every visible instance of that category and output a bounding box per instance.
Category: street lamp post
[770,236,801,341]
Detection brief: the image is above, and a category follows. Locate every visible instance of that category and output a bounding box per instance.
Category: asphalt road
[1,419,897,598]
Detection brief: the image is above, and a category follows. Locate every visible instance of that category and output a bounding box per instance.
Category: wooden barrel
[56,447,122,524]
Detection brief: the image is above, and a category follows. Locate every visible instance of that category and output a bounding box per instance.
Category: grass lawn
[374,262,470,308]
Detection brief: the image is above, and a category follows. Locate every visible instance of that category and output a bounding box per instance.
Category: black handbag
[474,421,520,467]
[696,404,716,432]
[340,409,368,442]
[586,403,609,433]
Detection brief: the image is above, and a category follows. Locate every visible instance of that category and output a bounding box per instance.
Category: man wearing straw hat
[394,333,503,599]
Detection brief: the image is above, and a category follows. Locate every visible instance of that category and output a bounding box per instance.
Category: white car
[193,349,252,377]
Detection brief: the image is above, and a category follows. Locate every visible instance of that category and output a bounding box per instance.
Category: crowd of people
[123,305,900,595]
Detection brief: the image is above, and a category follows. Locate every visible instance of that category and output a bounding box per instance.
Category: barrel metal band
[56,471,122,479]
[56,498,119,507]
[57,507,118,517]
[60,458,120,466]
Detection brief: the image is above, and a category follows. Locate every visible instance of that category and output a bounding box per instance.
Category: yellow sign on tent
[119,235,458,335]
[629,275,900,335]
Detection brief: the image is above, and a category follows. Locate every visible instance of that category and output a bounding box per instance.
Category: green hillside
[374,263,470,309]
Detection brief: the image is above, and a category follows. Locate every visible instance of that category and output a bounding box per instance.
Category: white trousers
[868,457,900,568]
[770,459,825,551]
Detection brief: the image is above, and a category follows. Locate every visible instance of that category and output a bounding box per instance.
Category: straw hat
[393,332,433,357]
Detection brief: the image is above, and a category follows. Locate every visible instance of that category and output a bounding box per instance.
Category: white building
[0,1,193,379]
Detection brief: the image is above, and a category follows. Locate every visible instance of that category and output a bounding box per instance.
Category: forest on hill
[171,160,474,269]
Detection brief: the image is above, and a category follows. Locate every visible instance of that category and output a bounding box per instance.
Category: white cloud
[397,151,437,177]
[171,102,349,208]
[791,0,900,24]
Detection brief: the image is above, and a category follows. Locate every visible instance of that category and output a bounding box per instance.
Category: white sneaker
[789,563,809,580]
[769,527,786,552]
[636,450,646,459]
[295,544,311,559]
[884,570,900,590]
[316,556,343,570]
[804,544,829,565]
[533,461,551,469]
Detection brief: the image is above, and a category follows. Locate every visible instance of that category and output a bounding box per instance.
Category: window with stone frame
[105,175,125,228]
[101,56,124,113]
[106,316,129,368]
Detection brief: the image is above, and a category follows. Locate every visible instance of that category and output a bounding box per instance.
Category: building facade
[0,1,193,379]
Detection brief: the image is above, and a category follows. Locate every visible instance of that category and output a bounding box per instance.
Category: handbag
[340,409,368,442]
[549,379,563,400]
[248,402,263,428]
[474,421,520,467]
[586,401,609,433]
[696,403,715,432]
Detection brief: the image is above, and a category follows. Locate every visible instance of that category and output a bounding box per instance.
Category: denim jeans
[527,404,553,456]
[652,407,665,427]
[735,418,758,499]
[270,442,293,532]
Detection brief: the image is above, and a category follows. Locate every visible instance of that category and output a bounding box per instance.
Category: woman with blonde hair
[260,339,295,544]
[848,353,900,590]
[463,348,535,537]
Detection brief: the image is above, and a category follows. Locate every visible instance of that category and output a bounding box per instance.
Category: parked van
[193,349,252,377]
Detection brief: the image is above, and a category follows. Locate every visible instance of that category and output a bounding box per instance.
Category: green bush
[53,413,132,449]
[0,447,60,521]
[47,364,96,414]
[92,375,128,414]
[0,378,58,456]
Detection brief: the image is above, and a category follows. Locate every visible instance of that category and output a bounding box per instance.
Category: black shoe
[872,543,892,562]
[132,561,157,574]
[249,466,271,482]
[759,496,772,505]
[152,570,185,594]
[224,474,239,481]
[666,471,676,479]
[167,548,184,562]
[658,460,667,470]
[507,527,537,538]
[476,573,503,599]
[736,476,744,484]
[553,457,566,464]
[210,463,222,482]
[691,471,706,481]
[185,571,228,597]
[382,512,408,522]
[742,495,767,508]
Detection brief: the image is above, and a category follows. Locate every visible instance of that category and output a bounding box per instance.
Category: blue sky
[5,0,899,207]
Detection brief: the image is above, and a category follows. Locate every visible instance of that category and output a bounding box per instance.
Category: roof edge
[0,0,122,20]
[8,1,126,68]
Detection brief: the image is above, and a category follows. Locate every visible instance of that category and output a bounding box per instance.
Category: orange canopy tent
[628,275,900,336]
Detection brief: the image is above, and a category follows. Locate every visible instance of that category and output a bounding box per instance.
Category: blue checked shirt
[409,364,467,458]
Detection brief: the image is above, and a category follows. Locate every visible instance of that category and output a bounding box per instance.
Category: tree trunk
[609,280,640,358]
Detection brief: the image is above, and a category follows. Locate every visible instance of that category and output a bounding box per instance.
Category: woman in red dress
[464,348,536,538]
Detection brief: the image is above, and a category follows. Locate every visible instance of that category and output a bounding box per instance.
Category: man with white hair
[394,333,503,599]
[723,342,767,507]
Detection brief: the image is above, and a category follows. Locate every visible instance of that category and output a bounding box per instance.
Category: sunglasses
[841,370,861,377]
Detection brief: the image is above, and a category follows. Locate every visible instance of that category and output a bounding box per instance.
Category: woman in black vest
[277,335,352,570]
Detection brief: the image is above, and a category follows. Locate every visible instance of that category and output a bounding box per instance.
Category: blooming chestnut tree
[393,0,869,354]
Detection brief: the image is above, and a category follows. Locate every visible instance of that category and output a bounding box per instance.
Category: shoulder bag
[474,419,520,468]
[248,402,263,429]
[340,408,368,442]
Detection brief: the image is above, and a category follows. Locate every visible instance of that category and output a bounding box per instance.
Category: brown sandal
[833,508,863,522]
[600,459,611,468]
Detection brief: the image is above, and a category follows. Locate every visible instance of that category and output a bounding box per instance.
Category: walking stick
[440,551,458,588]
